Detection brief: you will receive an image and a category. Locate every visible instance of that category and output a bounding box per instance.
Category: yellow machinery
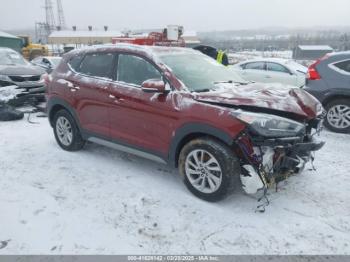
[19,36,49,61]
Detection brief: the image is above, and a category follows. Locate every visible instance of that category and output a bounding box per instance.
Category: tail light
[307,54,329,80]
[307,60,321,80]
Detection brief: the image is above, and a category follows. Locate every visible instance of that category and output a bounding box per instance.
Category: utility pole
[56,0,66,29]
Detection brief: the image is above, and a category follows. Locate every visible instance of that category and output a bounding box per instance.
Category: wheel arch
[169,123,236,168]
[323,94,350,107]
[47,98,81,130]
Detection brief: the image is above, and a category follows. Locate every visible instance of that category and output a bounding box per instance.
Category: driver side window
[117,54,162,86]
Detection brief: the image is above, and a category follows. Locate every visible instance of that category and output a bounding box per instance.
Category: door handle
[70,86,80,92]
[109,94,124,103]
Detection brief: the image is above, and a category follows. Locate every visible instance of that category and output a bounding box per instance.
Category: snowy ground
[0,113,350,255]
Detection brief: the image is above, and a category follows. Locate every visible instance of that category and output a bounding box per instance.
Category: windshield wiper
[213,80,233,84]
[214,80,249,86]
[193,88,211,93]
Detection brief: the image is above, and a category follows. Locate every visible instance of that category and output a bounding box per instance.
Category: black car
[304,52,350,133]
[0,47,46,105]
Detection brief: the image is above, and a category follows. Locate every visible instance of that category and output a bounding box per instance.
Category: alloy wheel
[327,105,350,129]
[56,116,73,146]
[185,149,223,194]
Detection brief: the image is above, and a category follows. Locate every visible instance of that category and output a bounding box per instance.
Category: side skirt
[87,137,168,165]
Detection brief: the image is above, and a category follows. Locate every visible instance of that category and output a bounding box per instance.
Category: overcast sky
[1,0,350,31]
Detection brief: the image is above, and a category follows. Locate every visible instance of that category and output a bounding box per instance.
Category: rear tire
[178,137,240,202]
[53,109,85,151]
[324,99,350,133]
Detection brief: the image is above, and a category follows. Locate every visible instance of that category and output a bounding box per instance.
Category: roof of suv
[67,44,199,58]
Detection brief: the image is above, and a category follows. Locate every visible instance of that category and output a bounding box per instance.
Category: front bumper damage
[235,123,325,195]
[0,84,45,107]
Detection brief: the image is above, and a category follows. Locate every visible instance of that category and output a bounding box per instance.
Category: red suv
[46,44,325,202]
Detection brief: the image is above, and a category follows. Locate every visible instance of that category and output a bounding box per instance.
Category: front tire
[324,99,350,133]
[178,137,240,202]
[53,109,85,151]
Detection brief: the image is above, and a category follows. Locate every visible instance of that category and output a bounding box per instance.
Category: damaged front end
[232,109,325,195]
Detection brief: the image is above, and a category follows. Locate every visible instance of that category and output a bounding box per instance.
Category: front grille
[9,75,41,82]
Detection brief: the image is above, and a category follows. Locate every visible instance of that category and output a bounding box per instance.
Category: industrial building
[48,28,122,45]
[293,45,334,60]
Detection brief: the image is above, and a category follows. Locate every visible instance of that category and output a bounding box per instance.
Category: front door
[108,53,176,156]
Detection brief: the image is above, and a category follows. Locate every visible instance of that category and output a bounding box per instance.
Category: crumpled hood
[0,64,45,76]
[192,82,322,120]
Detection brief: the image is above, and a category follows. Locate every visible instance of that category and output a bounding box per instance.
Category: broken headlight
[232,110,305,138]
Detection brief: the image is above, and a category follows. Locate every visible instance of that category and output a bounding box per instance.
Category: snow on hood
[0,64,45,76]
[192,82,322,120]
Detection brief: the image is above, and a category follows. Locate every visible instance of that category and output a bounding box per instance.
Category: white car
[232,58,307,87]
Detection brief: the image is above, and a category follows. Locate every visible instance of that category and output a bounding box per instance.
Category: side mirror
[141,79,166,93]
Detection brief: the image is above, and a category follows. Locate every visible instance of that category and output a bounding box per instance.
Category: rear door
[240,61,267,83]
[266,62,297,86]
[329,59,350,89]
[68,52,115,137]
[108,53,176,156]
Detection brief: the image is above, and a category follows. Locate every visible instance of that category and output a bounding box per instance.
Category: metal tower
[56,0,66,29]
[45,0,56,32]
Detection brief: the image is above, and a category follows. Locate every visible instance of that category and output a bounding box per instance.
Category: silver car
[31,56,62,73]
[233,58,308,88]
[0,47,46,105]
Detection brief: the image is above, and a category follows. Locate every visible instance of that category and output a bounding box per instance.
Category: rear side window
[267,62,290,74]
[244,62,265,70]
[117,54,161,86]
[79,53,115,79]
[333,60,350,73]
[68,55,83,71]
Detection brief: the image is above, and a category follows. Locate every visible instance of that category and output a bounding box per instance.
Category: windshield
[0,50,28,66]
[158,52,248,92]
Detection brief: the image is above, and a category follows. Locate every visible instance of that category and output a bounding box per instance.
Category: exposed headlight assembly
[232,110,305,138]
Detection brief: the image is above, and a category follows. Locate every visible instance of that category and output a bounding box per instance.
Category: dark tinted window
[267,62,290,74]
[117,54,161,86]
[244,62,265,70]
[68,55,83,71]
[79,53,114,78]
[334,60,350,73]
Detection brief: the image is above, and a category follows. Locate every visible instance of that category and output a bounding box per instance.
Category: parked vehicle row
[46,45,325,201]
